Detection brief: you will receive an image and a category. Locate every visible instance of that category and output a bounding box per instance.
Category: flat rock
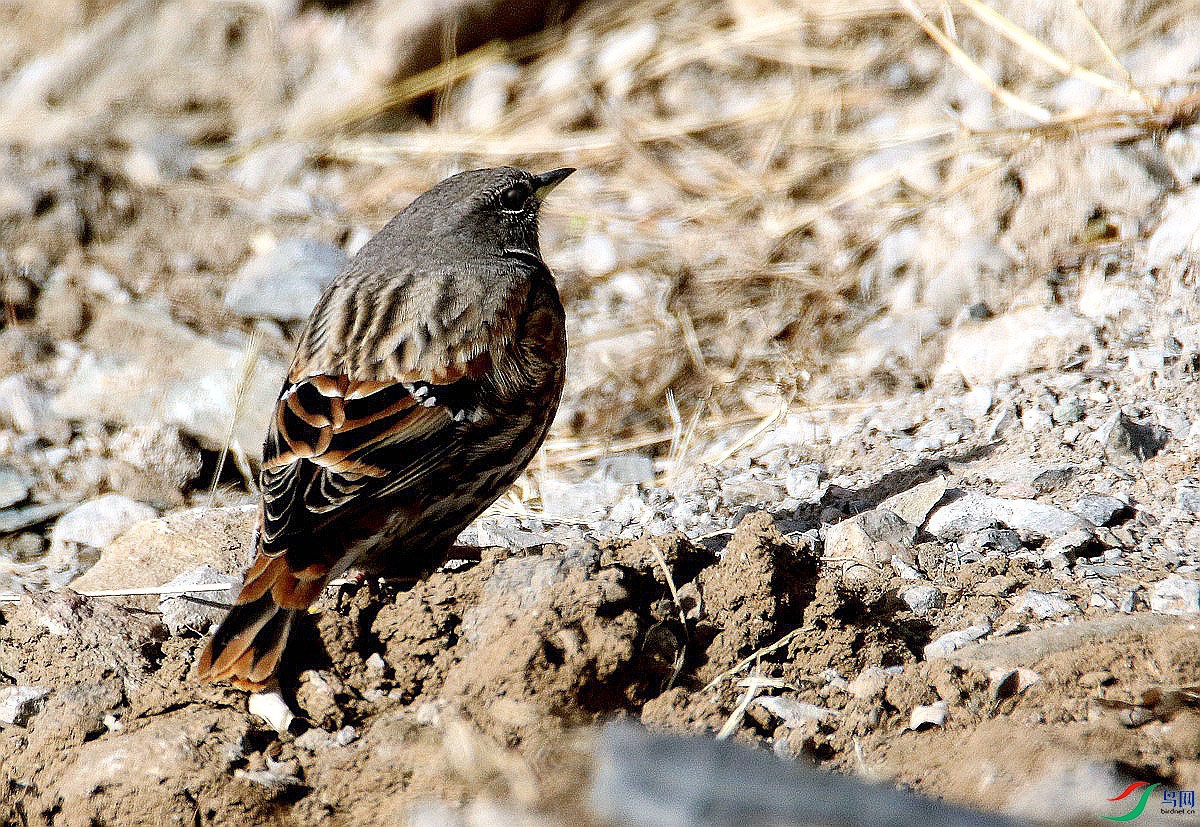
[876,476,948,526]
[69,505,256,608]
[947,614,1182,669]
[927,491,1092,542]
[224,237,347,322]
[1149,574,1200,615]
[936,307,1094,387]
[52,302,286,452]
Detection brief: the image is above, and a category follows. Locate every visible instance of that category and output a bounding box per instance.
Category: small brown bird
[198,166,573,690]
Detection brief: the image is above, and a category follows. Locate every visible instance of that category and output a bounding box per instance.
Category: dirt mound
[5,509,1197,823]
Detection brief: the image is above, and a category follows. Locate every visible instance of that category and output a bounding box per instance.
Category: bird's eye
[499,184,530,211]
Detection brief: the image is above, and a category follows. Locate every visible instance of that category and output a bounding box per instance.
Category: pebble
[0,685,49,726]
[1012,590,1078,620]
[908,700,949,730]
[753,696,836,729]
[1148,574,1200,615]
[225,238,347,322]
[923,621,991,659]
[1072,494,1129,526]
[0,464,30,509]
[783,464,825,501]
[900,584,945,617]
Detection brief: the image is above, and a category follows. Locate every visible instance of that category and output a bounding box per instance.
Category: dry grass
[283,0,1200,458]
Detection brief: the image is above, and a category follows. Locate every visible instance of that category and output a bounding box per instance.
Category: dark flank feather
[198,166,573,690]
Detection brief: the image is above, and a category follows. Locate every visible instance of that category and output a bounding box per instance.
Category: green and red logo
[1104,782,1161,822]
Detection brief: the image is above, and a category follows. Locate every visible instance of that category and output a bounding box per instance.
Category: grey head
[372,166,575,268]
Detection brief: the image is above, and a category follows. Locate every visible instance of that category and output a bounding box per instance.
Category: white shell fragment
[908,700,949,731]
[249,689,296,734]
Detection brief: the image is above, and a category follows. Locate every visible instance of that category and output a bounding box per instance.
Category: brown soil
[3,510,1199,824]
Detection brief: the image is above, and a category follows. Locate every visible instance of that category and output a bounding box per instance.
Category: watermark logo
[1104,782,1196,821]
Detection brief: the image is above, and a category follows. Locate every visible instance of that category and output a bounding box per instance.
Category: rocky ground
[5,0,1200,825]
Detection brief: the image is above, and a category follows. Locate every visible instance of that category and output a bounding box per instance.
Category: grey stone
[224,237,347,322]
[1177,484,1200,514]
[877,476,949,527]
[1072,494,1129,526]
[0,464,30,509]
[47,494,157,584]
[158,564,239,635]
[1041,528,1097,564]
[0,502,74,534]
[590,723,1019,827]
[959,528,1023,557]
[901,584,945,617]
[825,508,917,583]
[924,621,991,659]
[1099,412,1169,464]
[597,454,655,485]
[1149,574,1200,615]
[927,492,1091,542]
[784,464,825,501]
[0,685,49,726]
[52,303,287,452]
[1012,590,1078,620]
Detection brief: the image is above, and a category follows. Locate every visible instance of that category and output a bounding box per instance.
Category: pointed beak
[533,167,575,199]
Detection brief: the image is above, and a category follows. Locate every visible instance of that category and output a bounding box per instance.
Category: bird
[197,166,574,691]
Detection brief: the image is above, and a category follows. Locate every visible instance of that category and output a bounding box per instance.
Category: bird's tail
[196,552,328,691]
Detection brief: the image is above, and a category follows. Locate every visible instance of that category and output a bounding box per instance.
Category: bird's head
[402,166,575,266]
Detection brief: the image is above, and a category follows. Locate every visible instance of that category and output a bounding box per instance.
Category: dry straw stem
[0,577,359,605]
[953,0,1150,106]
[900,0,1051,122]
[702,624,812,694]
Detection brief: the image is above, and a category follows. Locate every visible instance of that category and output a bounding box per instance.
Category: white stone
[753,696,837,729]
[1012,590,1078,620]
[935,307,1094,387]
[926,492,1091,542]
[908,700,948,730]
[1149,574,1200,615]
[0,685,49,726]
[923,621,991,659]
[225,237,347,323]
[47,494,157,583]
[900,584,945,617]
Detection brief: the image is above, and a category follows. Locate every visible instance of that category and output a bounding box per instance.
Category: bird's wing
[248,271,530,596]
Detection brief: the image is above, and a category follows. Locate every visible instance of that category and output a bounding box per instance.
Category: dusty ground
[5,0,1200,824]
[4,510,1200,824]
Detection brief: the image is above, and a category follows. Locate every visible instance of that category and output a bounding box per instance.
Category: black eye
[499,184,530,211]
